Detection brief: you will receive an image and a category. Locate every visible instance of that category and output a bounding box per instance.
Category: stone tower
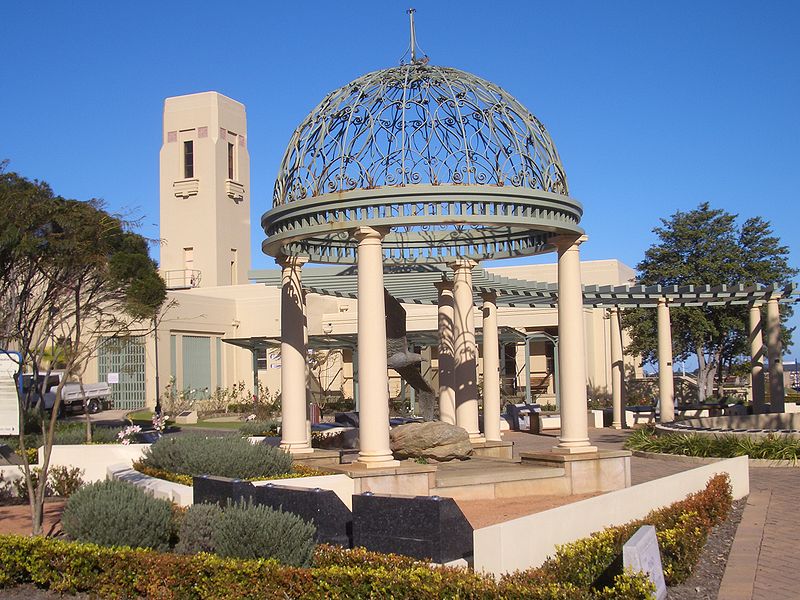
[159,92,250,288]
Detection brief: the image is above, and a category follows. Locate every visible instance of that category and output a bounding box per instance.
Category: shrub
[12,468,50,500]
[625,426,800,462]
[140,435,293,480]
[238,420,279,437]
[61,480,174,551]
[211,501,316,567]
[47,465,85,497]
[0,473,12,501]
[175,503,222,555]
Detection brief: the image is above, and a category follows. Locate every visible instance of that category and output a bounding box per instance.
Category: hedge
[0,474,733,599]
[503,473,732,589]
[0,535,652,599]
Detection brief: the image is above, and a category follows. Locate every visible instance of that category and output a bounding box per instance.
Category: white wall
[473,456,749,576]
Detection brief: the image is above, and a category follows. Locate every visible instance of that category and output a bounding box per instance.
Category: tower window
[227,142,235,180]
[184,141,194,179]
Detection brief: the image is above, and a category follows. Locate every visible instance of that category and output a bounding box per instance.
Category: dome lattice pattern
[274,64,568,206]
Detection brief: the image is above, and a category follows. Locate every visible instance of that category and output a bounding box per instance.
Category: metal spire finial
[404,8,428,64]
[407,8,417,63]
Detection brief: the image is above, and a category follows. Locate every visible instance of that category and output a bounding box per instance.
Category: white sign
[0,352,21,435]
[623,525,667,600]
[106,372,120,384]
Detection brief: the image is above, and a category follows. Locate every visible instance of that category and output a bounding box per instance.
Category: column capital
[608,305,619,315]
[481,291,498,303]
[750,301,763,309]
[353,226,389,242]
[657,296,669,307]
[434,279,454,294]
[277,254,309,269]
[447,257,478,271]
[766,296,780,306]
[551,234,588,252]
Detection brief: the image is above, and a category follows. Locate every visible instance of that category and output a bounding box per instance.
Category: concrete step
[431,458,568,500]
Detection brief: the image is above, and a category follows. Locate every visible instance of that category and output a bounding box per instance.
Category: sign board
[623,525,667,600]
[106,372,120,384]
[0,352,21,435]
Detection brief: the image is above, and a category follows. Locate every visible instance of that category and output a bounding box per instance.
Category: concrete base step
[431,457,568,500]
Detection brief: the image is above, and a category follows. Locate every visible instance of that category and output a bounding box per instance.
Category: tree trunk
[696,349,709,402]
[78,375,93,443]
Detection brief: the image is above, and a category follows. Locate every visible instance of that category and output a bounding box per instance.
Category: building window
[183,140,194,179]
[227,142,235,180]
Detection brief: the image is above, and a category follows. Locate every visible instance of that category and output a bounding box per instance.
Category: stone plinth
[291,449,342,468]
[470,440,514,459]
[520,449,631,494]
[324,462,437,496]
[352,493,473,563]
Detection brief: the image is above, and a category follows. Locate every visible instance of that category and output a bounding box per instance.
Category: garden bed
[625,426,800,462]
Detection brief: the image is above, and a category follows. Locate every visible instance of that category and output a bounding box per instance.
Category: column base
[356,450,400,469]
[552,444,598,455]
[468,433,486,444]
[280,442,314,455]
[611,422,623,430]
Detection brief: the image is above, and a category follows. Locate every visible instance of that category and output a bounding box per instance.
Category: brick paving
[748,468,800,600]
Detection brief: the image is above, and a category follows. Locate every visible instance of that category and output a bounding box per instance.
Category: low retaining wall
[473,455,749,576]
[40,444,150,482]
[0,464,24,489]
[109,463,356,509]
[109,463,193,506]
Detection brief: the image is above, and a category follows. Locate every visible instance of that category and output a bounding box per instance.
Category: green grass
[625,426,800,462]
[125,410,241,431]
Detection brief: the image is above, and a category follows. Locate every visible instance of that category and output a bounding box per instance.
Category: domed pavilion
[262,32,600,466]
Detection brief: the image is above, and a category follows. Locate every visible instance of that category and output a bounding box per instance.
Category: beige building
[87,92,640,414]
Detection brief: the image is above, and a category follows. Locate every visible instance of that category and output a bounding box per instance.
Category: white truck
[20,371,111,416]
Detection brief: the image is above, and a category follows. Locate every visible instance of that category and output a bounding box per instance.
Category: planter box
[41,444,150,483]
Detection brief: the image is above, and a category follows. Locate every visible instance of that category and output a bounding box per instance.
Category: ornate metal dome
[262,62,584,265]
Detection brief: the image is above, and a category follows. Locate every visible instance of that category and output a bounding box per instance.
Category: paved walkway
[717,468,800,600]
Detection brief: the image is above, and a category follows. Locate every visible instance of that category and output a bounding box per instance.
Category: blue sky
[1,1,798,355]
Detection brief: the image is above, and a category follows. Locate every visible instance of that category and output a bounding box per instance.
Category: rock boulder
[390,421,473,461]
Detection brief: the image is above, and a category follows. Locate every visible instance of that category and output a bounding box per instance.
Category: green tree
[0,163,166,535]
[623,202,796,402]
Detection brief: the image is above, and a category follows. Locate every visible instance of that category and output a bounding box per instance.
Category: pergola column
[657,297,675,423]
[449,258,483,442]
[435,281,456,425]
[353,227,398,467]
[278,255,312,454]
[766,298,785,413]
[749,303,766,414]
[553,235,596,454]
[481,292,502,442]
[609,306,626,429]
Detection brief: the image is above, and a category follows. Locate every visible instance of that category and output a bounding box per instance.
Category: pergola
[259,39,797,466]
[250,265,798,429]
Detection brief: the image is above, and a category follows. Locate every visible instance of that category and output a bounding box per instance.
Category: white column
[449,258,483,442]
[278,255,312,454]
[766,298,785,413]
[435,281,456,424]
[609,306,625,429]
[657,297,675,423]
[749,303,766,414]
[481,292,502,442]
[554,236,596,454]
[354,227,398,467]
